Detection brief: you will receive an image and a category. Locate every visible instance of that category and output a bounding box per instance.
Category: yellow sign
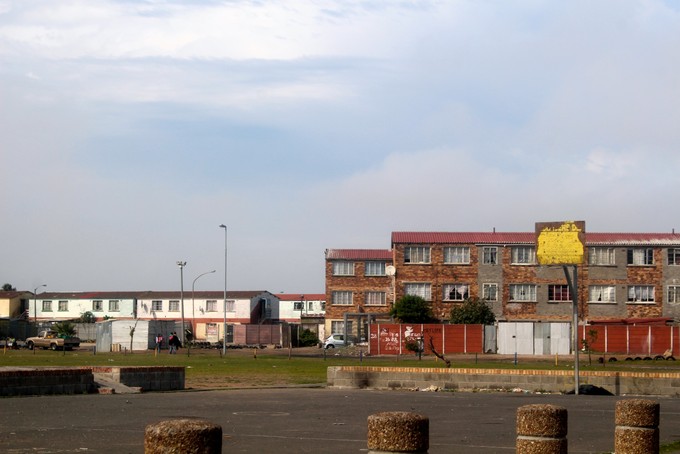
[535,221,585,265]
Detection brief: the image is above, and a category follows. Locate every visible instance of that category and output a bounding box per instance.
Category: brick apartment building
[325,230,680,337]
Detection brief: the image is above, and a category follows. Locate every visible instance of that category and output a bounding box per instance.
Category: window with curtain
[332,291,353,305]
[548,285,571,302]
[482,283,498,301]
[588,285,616,303]
[482,247,498,265]
[443,247,470,264]
[509,284,537,301]
[627,286,655,303]
[443,284,469,301]
[404,247,431,264]
[405,283,432,300]
[333,261,355,275]
[627,248,654,265]
[365,291,386,306]
[589,247,615,265]
[365,261,386,276]
[511,247,536,264]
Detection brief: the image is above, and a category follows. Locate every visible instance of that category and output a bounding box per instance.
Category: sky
[2,1,680,295]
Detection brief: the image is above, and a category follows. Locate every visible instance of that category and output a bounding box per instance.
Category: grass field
[3,345,680,389]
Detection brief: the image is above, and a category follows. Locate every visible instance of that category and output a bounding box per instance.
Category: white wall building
[31,292,138,321]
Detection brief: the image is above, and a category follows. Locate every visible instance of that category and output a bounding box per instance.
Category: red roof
[325,249,393,260]
[275,293,326,301]
[391,231,680,246]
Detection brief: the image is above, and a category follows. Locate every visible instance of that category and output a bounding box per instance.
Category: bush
[449,297,496,325]
[299,329,319,347]
[390,295,435,323]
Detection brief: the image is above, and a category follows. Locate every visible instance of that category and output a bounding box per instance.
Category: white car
[323,333,346,349]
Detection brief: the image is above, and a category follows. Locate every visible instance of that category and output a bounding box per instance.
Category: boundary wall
[328,366,680,396]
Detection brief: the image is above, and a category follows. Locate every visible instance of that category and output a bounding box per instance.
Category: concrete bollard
[367,411,428,453]
[615,399,659,454]
[144,419,222,454]
[516,404,567,454]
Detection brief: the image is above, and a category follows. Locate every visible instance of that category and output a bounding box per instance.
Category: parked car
[324,333,346,349]
[26,330,80,351]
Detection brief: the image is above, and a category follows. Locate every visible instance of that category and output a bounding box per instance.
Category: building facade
[325,231,680,336]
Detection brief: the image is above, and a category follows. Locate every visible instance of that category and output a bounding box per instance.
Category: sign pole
[563,264,580,395]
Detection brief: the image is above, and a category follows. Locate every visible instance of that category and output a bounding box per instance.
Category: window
[109,300,120,312]
[365,261,386,276]
[42,300,52,312]
[169,300,179,312]
[321,302,326,311]
[509,284,537,302]
[548,285,572,302]
[628,286,655,303]
[443,284,469,301]
[226,300,235,312]
[669,249,680,265]
[589,248,615,265]
[482,283,498,301]
[668,286,680,303]
[404,246,431,264]
[443,247,470,264]
[293,302,303,310]
[405,283,431,300]
[365,291,386,306]
[511,247,536,264]
[308,301,314,311]
[482,247,498,265]
[333,261,355,276]
[588,286,616,303]
[628,248,654,266]
[58,300,68,311]
[152,300,163,311]
[206,300,217,312]
[331,320,353,334]
[332,291,353,305]
[92,300,103,311]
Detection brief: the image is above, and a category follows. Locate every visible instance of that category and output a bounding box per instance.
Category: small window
[548,285,572,302]
[42,300,52,312]
[226,300,235,312]
[443,284,469,301]
[404,246,431,264]
[482,247,498,265]
[443,247,470,264]
[589,285,616,303]
[58,300,68,312]
[511,247,536,265]
[109,300,120,312]
[668,249,680,266]
[333,261,355,276]
[365,291,386,306]
[509,284,537,302]
[293,302,303,310]
[152,300,163,311]
[332,291,353,305]
[627,248,654,266]
[668,286,680,303]
[482,283,498,301]
[92,300,103,311]
[169,300,179,312]
[365,261,386,276]
[206,300,217,312]
[627,286,655,303]
[589,247,615,266]
[404,283,431,300]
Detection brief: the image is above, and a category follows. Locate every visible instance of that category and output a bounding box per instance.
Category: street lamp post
[219,224,228,355]
[33,284,46,326]
[177,261,187,344]
[192,270,216,335]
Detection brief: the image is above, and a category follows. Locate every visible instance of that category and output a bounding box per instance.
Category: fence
[368,324,484,355]
[581,324,680,356]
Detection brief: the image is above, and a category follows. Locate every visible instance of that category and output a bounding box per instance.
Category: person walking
[168,332,177,354]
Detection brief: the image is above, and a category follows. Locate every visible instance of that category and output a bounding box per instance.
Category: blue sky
[2,1,679,294]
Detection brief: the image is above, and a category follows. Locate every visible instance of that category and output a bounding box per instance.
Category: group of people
[155,332,182,354]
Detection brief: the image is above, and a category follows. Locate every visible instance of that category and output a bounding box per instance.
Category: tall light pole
[177,261,187,343]
[33,284,46,325]
[192,270,216,335]
[219,224,227,355]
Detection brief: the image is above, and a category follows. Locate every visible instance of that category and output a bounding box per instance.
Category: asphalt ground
[2,387,680,453]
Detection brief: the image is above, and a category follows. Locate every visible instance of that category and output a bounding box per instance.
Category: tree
[390,295,435,323]
[449,297,496,325]
[77,311,96,323]
[2,283,16,291]
[52,321,77,338]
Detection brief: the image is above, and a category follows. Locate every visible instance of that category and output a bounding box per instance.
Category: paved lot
[2,387,680,453]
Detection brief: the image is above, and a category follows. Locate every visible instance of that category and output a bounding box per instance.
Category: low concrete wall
[0,367,96,397]
[327,366,680,396]
[91,366,185,392]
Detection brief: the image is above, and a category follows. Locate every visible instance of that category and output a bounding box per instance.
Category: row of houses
[324,229,680,339]
[0,290,326,343]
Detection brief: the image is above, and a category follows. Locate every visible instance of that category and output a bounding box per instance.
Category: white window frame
[151,300,163,311]
[627,286,655,303]
[332,261,355,276]
[108,300,120,312]
[365,261,386,276]
[206,300,217,312]
[509,284,537,302]
[482,283,498,301]
[511,247,536,265]
[627,248,654,266]
[92,300,103,312]
[668,249,680,266]
[365,291,387,306]
[482,247,498,265]
[331,320,353,334]
[404,283,432,300]
[332,291,353,305]
[443,247,470,264]
[668,286,680,304]
[548,285,572,302]
[404,246,431,264]
[58,300,68,312]
[443,284,469,301]
[589,247,615,266]
[169,300,179,312]
[588,285,616,303]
